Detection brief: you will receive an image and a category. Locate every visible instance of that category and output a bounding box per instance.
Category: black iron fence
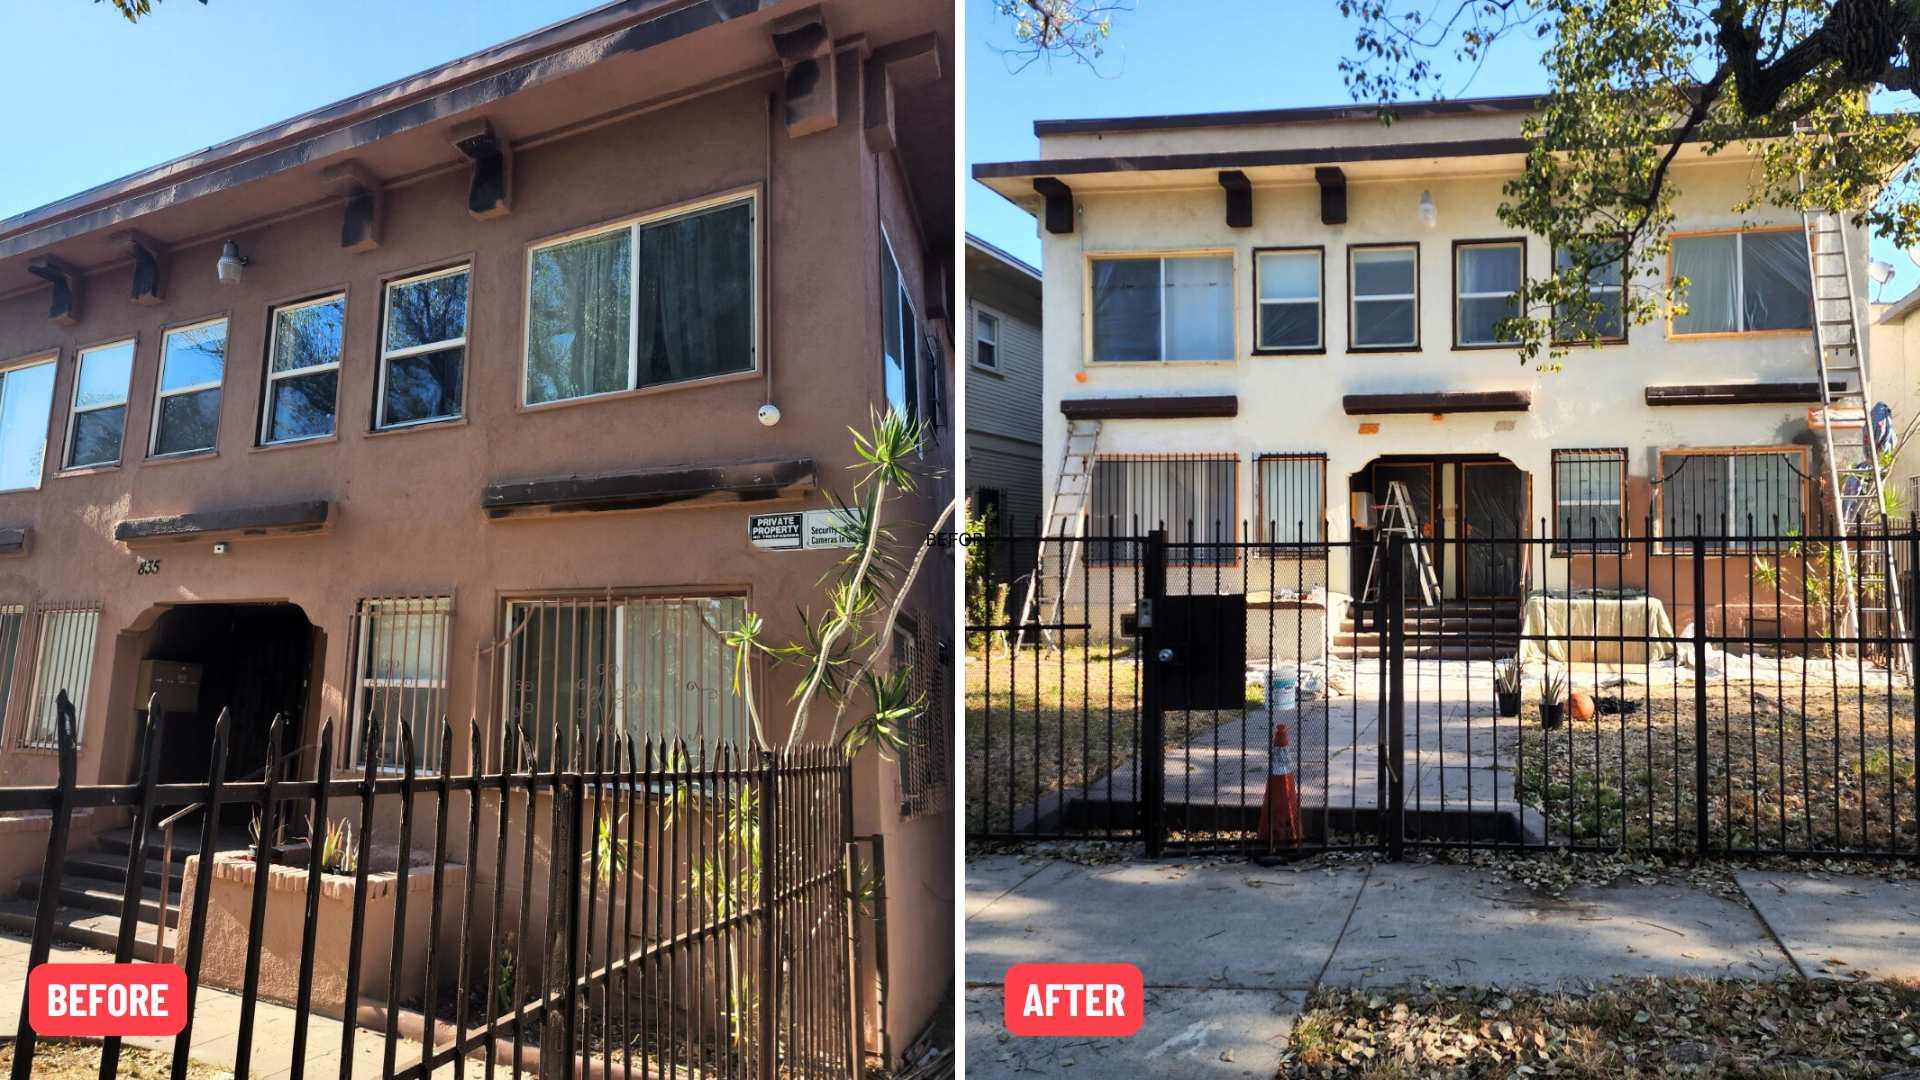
[966,524,1920,860]
[6,693,867,1079]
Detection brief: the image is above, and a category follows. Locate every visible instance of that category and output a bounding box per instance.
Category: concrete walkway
[965,854,1920,1078]
[0,932,419,1078]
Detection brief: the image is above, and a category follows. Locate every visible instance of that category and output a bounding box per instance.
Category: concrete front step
[18,877,179,924]
[0,900,168,961]
[61,852,175,890]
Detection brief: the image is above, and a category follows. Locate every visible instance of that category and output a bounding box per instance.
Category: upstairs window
[881,230,921,421]
[524,194,756,406]
[378,266,469,429]
[0,357,56,491]
[1670,228,1811,335]
[1254,249,1323,353]
[262,294,345,445]
[151,319,226,458]
[1454,240,1524,347]
[1552,244,1627,344]
[973,310,999,369]
[66,340,134,469]
[1348,245,1418,350]
[1090,253,1234,362]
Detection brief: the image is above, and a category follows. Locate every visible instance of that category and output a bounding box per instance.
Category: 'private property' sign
[749,509,864,551]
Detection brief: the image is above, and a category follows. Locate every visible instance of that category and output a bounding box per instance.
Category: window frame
[1665,224,1812,339]
[1452,238,1528,350]
[148,315,229,460]
[375,263,472,431]
[519,187,761,411]
[62,337,136,472]
[1550,448,1630,557]
[1089,452,1241,567]
[880,225,923,422]
[1252,246,1326,356]
[1653,445,1811,553]
[1550,242,1630,347]
[972,307,1001,371]
[23,606,100,751]
[349,595,453,774]
[1253,452,1330,546]
[0,353,59,493]
[1346,242,1421,353]
[259,291,347,447]
[1083,249,1239,366]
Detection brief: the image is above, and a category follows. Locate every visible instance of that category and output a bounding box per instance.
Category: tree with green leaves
[1339,0,1920,364]
[989,0,1134,70]
[99,0,204,22]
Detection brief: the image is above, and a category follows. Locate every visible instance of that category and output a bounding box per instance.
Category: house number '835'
[136,559,161,576]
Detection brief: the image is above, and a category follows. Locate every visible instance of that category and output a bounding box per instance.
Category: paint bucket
[1269,673,1299,711]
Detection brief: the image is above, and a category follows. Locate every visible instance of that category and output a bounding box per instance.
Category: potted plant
[1493,658,1522,718]
[1539,668,1566,729]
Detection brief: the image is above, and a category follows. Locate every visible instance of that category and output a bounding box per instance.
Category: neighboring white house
[965,234,1045,533]
[973,94,1877,635]
[1870,289,1920,514]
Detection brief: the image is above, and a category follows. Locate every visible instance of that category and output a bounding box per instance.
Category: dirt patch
[0,1039,230,1078]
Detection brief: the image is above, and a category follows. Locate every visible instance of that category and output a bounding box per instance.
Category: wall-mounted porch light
[216,241,251,285]
[1417,190,1437,229]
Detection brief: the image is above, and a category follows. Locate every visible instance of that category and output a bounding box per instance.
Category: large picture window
[1670,229,1812,335]
[1454,240,1524,347]
[1348,245,1418,350]
[1088,454,1237,565]
[1552,448,1627,554]
[503,594,749,770]
[378,266,469,429]
[1089,253,1234,362]
[1255,453,1328,543]
[262,294,345,445]
[1254,248,1323,353]
[0,357,56,492]
[881,230,922,421]
[66,340,134,469]
[524,194,755,406]
[1657,447,1807,550]
[351,596,452,772]
[151,319,226,457]
[26,607,98,749]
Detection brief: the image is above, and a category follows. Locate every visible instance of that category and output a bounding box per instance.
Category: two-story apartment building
[964,234,1043,534]
[0,0,952,1061]
[975,95,1868,640]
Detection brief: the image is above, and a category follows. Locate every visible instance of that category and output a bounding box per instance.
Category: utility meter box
[136,660,202,715]
[1154,594,1247,711]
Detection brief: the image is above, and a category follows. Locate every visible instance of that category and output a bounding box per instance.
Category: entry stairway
[1334,599,1520,661]
[0,826,213,961]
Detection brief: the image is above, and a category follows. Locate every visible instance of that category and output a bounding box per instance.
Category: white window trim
[0,354,57,492]
[971,307,1000,371]
[1455,241,1526,347]
[64,339,134,470]
[881,225,922,420]
[1349,246,1419,350]
[260,293,345,446]
[520,189,760,409]
[1254,250,1324,353]
[149,317,228,458]
[377,265,471,430]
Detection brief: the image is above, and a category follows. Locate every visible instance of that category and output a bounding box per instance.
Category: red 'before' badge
[1003,963,1144,1037]
[28,963,189,1037]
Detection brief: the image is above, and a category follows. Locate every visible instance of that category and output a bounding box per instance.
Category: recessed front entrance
[1351,455,1530,602]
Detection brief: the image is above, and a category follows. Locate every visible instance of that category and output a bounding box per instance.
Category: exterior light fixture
[216,241,250,284]
[1417,190,1437,229]
[757,403,782,427]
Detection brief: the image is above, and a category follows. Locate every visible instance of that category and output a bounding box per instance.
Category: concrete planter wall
[175,850,464,1019]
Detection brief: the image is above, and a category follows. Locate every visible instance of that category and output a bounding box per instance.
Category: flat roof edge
[1030,94,1540,137]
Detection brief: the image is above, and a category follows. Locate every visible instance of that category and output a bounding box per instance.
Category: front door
[1372,463,1437,602]
[1461,462,1526,598]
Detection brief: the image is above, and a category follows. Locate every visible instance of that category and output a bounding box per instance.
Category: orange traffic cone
[1257,720,1302,851]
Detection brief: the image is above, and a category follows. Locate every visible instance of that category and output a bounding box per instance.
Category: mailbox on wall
[136,659,202,715]
[1153,594,1247,711]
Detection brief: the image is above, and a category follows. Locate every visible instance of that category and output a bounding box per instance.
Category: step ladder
[1358,481,1440,611]
[1012,419,1101,652]
[1798,148,1910,675]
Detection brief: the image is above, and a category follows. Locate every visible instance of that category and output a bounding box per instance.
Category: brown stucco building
[0,0,953,1062]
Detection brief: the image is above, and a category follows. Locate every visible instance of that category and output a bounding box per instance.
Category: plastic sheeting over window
[1671,230,1811,335]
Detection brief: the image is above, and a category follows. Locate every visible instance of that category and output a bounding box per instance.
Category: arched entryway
[1350,454,1530,602]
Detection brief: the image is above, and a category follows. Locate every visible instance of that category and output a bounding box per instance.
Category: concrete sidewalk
[965,855,1920,1078]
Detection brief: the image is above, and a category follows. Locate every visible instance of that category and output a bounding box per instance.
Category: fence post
[10,693,76,1080]
[1384,535,1406,861]
[99,696,162,1080]
[1692,535,1710,855]
[543,734,578,1080]
[758,751,780,1080]
[1140,529,1168,858]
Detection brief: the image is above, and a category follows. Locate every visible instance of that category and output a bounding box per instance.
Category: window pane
[1258,251,1319,301]
[527,228,633,404]
[1458,295,1520,345]
[1352,248,1415,296]
[271,298,344,373]
[506,604,615,770]
[383,347,464,426]
[67,406,125,468]
[1458,244,1522,293]
[1163,256,1234,360]
[1661,453,1730,539]
[154,387,220,456]
[1742,230,1812,331]
[1089,457,1236,565]
[1259,456,1326,542]
[1554,451,1624,550]
[1671,234,1738,334]
[30,610,97,747]
[385,271,469,352]
[0,612,24,735]
[266,370,337,442]
[160,322,225,391]
[635,201,754,388]
[74,342,133,409]
[1259,303,1319,349]
[1732,452,1802,535]
[1555,245,1623,288]
[0,362,55,492]
[621,596,748,751]
[1091,259,1161,361]
[1353,298,1416,347]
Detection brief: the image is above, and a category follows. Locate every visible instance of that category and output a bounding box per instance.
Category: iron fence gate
[4,694,867,1080]
[966,524,1920,860]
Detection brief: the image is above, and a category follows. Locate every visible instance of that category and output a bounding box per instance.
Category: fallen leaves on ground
[1282,977,1920,1078]
[0,1040,229,1078]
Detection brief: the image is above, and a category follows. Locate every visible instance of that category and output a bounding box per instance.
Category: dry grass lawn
[0,1039,229,1078]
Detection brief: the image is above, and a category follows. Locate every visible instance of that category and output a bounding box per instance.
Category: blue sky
[0,1,598,221]
[965,0,1920,300]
